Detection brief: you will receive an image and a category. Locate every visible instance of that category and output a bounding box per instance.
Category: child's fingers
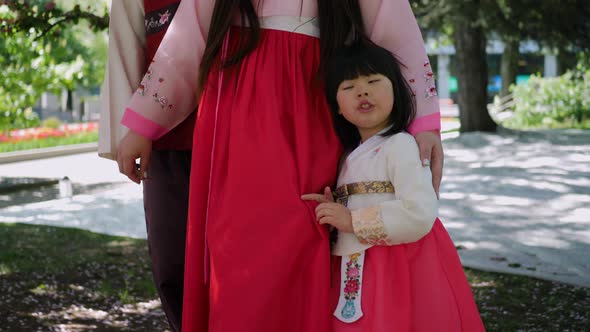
[301,194,328,202]
[323,186,335,202]
[316,205,335,220]
[315,209,332,220]
[318,216,335,225]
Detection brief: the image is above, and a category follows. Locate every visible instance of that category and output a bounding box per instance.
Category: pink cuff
[121,108,169,140]
[407,112,441,136]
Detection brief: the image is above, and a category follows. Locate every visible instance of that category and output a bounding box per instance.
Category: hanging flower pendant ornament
[334,252,366,323]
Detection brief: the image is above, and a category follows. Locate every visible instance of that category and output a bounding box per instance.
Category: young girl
[115,1,446,331]
[303,44,485,331]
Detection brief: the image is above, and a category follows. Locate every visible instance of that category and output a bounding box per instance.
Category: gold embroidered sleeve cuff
[351,206,390,246]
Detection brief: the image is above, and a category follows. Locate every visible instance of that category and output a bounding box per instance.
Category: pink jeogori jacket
[121,0,441,139]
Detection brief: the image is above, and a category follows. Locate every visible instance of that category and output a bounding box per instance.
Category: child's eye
[342,86,354,90]
[369,79,381,84]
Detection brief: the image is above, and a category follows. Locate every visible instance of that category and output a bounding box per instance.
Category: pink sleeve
[360,0,441,134]
[121,0,213,140]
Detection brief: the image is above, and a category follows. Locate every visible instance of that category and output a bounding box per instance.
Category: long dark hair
[197,0,260,94]
[324,44,416,149]
[197,0,368,95]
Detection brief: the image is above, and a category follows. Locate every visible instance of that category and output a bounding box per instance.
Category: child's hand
[301,186,335,203]
[302,187,353,233]
[315,202,353,233]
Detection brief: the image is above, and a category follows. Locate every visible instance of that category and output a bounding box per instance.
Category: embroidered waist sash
[333,181,394,206]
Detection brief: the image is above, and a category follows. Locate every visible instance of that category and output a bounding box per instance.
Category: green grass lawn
[0,223,588,331]
[0,131,98,153]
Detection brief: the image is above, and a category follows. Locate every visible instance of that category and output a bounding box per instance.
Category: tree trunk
[453,21,497,132]
[500,39,519,98]
[557,50,569,75]
[66,89,73,112]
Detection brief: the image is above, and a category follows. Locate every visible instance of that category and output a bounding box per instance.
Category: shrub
[41,117,63,129]
[501,56,590,129]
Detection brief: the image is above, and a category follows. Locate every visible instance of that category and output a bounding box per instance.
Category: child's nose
[357,91,369,98]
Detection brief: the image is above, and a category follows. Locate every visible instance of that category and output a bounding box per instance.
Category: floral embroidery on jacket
[425,85,438,99]
[424,69,434,82]
[422,61,438,99]
[144,3,180,36]
[138,83,148,96]
[158,10,172,25]
[136,62,174,111]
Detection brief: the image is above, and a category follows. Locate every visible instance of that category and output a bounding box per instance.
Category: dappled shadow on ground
[0,272,169,331]
[0,223,169,332]
[0,181,130,209]
[441,129,590,287]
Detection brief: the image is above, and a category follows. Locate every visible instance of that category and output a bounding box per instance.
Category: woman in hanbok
[303,43,484,331]
[116,1,444,331]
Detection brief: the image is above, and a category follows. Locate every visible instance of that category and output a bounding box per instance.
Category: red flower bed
[0,122,98,143]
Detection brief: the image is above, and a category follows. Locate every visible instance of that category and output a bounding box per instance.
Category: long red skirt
[181,28,342,331]
[331,219,485,331]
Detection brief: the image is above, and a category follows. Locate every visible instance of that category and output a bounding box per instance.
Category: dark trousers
[143,150,191,332]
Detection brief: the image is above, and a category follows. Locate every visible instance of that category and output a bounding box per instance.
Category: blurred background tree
[0,0,108,132]
[411,0,590,132]
[2,0,589,134]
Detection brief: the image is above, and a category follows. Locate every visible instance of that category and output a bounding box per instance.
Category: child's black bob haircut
[324,43,416,149]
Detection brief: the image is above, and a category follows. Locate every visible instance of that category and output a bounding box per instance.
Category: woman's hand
[415,130,444,195]
[302,187,354,233]
[116,131,153,184]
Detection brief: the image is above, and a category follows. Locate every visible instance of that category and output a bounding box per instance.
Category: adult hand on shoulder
[415,130,444,195]
[116,131,152,184]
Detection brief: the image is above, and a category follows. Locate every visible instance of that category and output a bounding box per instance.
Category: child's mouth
[358,101,374,113]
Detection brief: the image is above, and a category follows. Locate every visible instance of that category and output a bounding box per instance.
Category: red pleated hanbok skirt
[331,219,485,332]
[181,27,342,331]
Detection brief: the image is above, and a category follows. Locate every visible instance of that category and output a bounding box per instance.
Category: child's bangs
[332,46,391,84]
[340,58,380,81]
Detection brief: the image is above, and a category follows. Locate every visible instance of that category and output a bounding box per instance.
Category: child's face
[336,73,394,142]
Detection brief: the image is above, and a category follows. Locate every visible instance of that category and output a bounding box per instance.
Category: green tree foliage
[0,0,108,132]
[3,0,108,37]
[491,1,590,96]
[411,0,590,132]
[412,0,497,132]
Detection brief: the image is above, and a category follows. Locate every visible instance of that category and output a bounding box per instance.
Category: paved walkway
[1,129,589,287]
[440,129,590,287]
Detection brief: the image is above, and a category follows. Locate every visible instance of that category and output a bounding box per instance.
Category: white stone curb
[0,143,98,164]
